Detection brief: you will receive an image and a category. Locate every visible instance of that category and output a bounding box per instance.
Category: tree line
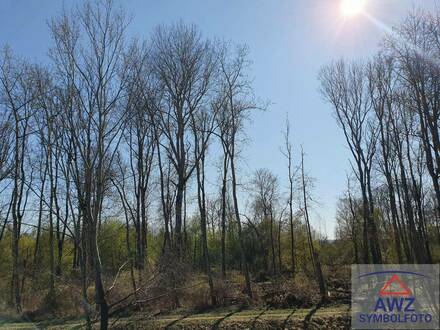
[0,1,329,329]
[320,9,440,265]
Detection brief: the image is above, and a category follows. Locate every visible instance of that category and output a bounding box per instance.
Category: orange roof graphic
[379,274,412,297]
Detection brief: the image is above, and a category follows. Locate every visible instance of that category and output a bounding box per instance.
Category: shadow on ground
[211,305,246,329]
[303,301,324,329]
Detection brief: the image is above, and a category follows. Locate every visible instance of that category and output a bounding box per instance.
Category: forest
[0,1,439,329]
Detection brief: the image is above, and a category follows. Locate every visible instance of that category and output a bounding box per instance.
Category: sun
[340,0,366,17]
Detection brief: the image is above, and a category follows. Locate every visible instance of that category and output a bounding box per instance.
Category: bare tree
[0,89,13,243]
[320,61,382,264]
[192,107,217,305]
[216,95,231,279]
[385,10,440,222]
[367,56,404,263]
[250,168,279,275]
[122,41,157,271]
[151,22,216,256]
[0,47,35,312]
[49,1,129,328]
[217,43,260,297]
[300,149,326,302]
[281,116,296,276]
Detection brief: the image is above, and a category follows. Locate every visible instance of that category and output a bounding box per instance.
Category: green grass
[0,304,350,329]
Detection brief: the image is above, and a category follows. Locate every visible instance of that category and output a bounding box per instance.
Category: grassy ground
[0,303,350,329]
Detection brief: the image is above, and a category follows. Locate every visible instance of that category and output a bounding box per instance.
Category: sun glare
[340,0,366,17]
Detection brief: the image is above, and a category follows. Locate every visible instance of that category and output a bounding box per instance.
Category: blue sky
[1,0,437,237]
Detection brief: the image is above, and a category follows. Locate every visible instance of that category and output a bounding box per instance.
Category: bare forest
[0,1,439,329]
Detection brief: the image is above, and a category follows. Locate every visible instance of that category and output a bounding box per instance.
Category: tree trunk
[230,147,252,298]
[220,150,228,278]
[301,151,326,302]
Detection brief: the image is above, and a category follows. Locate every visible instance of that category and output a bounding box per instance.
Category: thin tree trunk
[220,149,229,279]
[301,150,326,302]
[33,158,48,278]
[195,143,216,305]
[269,208,277,275]
[230,146,252,298]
